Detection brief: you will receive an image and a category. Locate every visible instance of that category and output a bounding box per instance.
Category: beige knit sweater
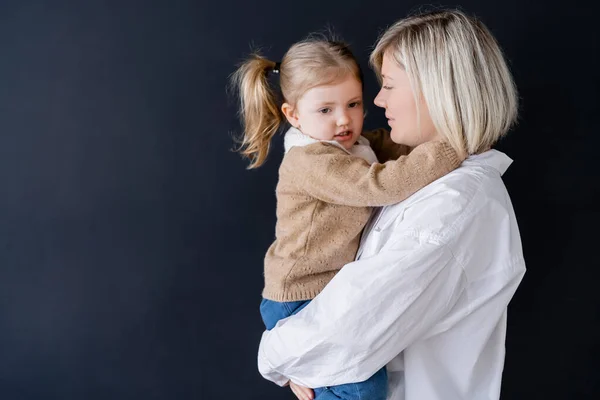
[262,127,462,302]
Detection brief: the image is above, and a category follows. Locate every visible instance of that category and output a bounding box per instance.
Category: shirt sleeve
[257,230,467,388]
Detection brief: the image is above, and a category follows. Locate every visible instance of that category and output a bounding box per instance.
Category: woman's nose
[374,90,386,108]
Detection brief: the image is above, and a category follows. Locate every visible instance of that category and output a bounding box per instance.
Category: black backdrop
[1,1,598,399]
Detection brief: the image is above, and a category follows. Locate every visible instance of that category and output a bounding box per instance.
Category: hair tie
[272,62,281,74]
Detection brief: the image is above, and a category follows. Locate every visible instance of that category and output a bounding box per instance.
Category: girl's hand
[289,381,315,400]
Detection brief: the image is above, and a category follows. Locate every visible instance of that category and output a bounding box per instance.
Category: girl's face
[282,76,364,150]
[374,52,439,147]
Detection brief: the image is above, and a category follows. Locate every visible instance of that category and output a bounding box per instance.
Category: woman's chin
[389,130,405,145]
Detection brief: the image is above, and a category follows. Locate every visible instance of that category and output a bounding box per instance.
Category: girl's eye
[349,101,362,108]
[382,85,393,90]
[319,108,331,114]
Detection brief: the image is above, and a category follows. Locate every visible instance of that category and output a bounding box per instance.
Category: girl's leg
[315,367,387,400]
[313,387,342,399]
[259,298,311,330]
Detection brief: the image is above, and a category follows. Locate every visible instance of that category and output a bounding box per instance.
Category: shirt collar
[283,127,370,153]
[283,127,322,152]
[465,149,513,176]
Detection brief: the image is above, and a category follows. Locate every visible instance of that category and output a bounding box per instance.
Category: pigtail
[230,54,282,169]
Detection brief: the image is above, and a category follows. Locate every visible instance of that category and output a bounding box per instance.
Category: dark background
[1,0,598,399]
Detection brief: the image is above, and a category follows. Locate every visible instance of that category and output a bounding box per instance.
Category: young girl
[231,37,462,400]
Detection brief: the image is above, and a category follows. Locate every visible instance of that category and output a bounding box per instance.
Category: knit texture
[262,128,462,302]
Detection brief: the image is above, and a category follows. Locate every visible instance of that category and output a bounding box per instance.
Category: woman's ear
[281,103,300,128]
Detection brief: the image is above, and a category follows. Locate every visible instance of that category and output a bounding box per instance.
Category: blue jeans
[260,298,388,400]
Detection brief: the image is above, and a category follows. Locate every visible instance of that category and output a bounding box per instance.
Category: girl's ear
[281,103,300,128]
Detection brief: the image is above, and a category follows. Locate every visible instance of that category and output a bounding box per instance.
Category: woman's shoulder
[386,151,515,240]
[415,150,512,200]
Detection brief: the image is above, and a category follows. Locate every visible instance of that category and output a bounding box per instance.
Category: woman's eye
[349,101,362,108]
[383,85,393,90]
[319,108,331,114]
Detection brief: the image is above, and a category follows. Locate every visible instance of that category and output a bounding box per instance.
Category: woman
[258,9,525,400]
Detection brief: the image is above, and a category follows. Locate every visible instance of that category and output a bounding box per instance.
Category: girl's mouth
[334,130,352,139]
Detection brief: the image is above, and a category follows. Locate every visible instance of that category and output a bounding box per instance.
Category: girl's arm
[361,128,410,162]
[285,140,462,207]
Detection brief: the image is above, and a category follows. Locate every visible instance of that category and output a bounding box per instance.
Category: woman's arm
[257,230,466,388]
[286,140,462,207]
[258,173,526,389]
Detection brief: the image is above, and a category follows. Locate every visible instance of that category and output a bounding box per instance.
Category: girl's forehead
[298,84,362,107]
[304,78,362,96]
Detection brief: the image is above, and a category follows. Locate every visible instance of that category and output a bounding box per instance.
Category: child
[230,37,462,400]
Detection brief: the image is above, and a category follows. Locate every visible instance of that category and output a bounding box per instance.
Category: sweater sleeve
[286,140,463,207]
[361,128,410,162]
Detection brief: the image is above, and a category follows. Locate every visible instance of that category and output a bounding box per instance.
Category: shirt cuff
[257,333,289,387]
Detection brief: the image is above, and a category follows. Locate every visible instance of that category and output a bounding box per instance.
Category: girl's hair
[230,36,363,168]
[370,9,518,158]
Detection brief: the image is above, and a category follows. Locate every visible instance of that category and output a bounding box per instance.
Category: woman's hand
[289,381,315,400]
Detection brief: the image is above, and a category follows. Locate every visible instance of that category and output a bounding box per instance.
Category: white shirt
[257,149,526,400]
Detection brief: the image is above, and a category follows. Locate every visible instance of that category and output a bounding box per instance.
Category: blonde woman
[231,36,463,399]
[258,9,525,400]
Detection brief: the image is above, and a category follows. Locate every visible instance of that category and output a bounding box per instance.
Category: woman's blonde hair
[230,36,362,168]
[370,9,518,158]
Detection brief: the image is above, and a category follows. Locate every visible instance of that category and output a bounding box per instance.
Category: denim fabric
[260,298,387,400]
